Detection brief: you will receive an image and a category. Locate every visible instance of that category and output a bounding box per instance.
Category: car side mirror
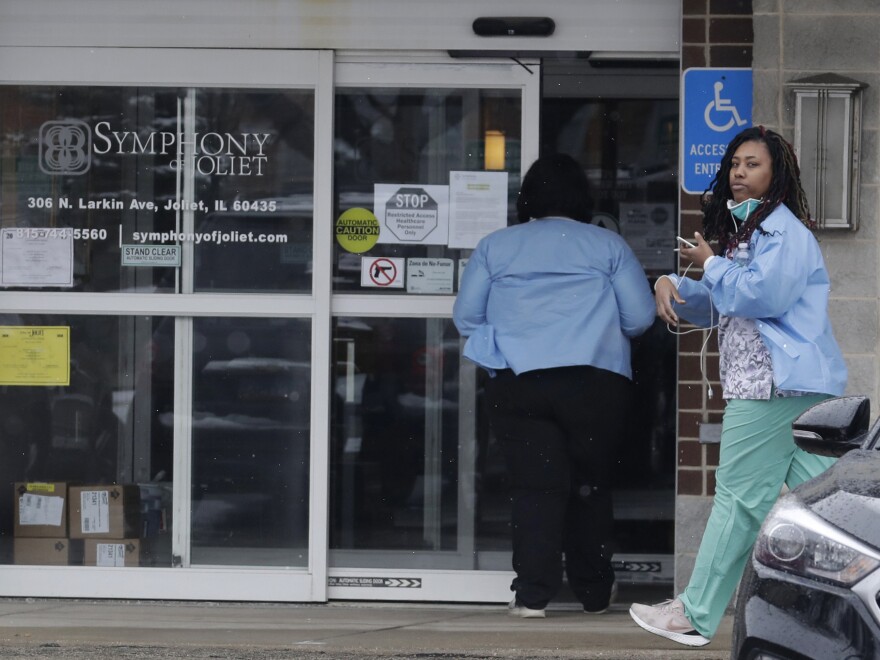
[792,395,870,457]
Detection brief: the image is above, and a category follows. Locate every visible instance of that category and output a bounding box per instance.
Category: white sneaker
[508,597,546,618]
[629,598,710,647]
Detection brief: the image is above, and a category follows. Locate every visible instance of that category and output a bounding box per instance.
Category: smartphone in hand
[676,236,696,249]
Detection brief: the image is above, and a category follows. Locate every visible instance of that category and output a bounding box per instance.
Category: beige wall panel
[0,0,679,54]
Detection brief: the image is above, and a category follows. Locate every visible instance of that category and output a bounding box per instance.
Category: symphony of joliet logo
[39,119,92,175]
[37,118,271,177]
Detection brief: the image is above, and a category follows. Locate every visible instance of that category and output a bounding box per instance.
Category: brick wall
[675,0,880,596]
[674,0,754,593]
[677,0,752,500]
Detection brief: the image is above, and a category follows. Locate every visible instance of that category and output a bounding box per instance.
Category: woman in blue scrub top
[629,126,847,647]
[453,153,655,617]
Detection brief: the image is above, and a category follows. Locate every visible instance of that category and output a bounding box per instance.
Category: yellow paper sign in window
[0,326,70,386]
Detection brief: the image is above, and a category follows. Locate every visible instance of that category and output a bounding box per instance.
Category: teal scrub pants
[679,394,836,638]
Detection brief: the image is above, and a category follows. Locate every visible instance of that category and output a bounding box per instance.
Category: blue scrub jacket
[666,204,847,396]
[453,217,655,379]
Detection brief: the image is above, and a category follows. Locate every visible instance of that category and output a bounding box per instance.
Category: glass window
[542,92,678,560]
[542,97,679,278]
[332,88,521,292]
[0,86,314,294]
[190,317,312,567]
[1,314,175,566]
[330,317,464,559]
[329,84,525,571]
[1,314,312,569]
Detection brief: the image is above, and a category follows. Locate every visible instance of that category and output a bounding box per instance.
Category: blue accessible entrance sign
[681,68,753,194]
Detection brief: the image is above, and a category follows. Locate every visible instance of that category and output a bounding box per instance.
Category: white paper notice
[18,493,64,526]
[406,258,454,294]
[1,228,74,287]
[80,490,110,534]
[374,184,449,245]
[96,543,126,567]
[619,203,676,271]
[448,171,508,249]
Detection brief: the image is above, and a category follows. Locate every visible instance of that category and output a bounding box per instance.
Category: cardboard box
[13,537,81,565]
[13,482,68,538]
[69,485,141,539]
[83,539,141,567]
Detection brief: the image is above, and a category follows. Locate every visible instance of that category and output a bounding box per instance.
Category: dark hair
[516,153,593,223]
[701,126,813,252]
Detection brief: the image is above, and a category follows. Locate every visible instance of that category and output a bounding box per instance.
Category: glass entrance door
[0,47,333,602]
[541,60,679,589]
[327,57,539,602]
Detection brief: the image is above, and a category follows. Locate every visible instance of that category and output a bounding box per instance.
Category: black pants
[485,365,629,611]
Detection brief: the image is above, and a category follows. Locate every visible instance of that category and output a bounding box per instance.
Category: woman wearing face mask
[629,126,846,647]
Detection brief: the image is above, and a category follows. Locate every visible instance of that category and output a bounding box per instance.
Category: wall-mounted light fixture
[484,130,506,170]
[786,73,867,230]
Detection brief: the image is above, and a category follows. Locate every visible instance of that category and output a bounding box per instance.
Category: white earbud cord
[664,211,745,400]
[663,261,718,399]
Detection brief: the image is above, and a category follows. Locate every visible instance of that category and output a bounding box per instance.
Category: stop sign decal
[384,187,439,242]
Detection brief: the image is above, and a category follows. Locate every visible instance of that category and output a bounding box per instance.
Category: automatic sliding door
[542,63,679,585]
[328,60,539,601]
[330,317,461,559]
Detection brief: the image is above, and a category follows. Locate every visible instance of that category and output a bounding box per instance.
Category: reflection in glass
[329,87,524,572]
[190,317,311,566]
[542,97,678,276]
[191,90,315,293]
[332,89,521,292]
[823,96,846,217]
[330,317,483,566]
[0,314,174,566]
[799,97,820,215]
[542,95,678,558]
[0,86,315,294]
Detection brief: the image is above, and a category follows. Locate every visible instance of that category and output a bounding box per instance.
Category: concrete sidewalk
[0,598,732,659]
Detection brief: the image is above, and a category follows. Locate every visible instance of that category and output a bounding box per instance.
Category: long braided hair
[700,126,813,255]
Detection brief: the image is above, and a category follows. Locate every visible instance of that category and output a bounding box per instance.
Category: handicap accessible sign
[682,68,752,194]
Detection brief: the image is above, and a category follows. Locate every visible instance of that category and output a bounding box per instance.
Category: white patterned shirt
[717,289,808,399]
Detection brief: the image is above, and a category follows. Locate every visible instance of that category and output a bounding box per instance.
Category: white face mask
[726,198,761,222]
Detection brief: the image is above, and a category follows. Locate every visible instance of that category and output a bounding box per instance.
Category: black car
[732,395,880,660]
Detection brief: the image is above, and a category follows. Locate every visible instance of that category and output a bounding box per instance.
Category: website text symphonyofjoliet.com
[10,227,289,246]
[131,230,289,245]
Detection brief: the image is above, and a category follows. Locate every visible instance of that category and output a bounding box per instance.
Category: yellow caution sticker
[335,207,380,254]
[26,483,56,493]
